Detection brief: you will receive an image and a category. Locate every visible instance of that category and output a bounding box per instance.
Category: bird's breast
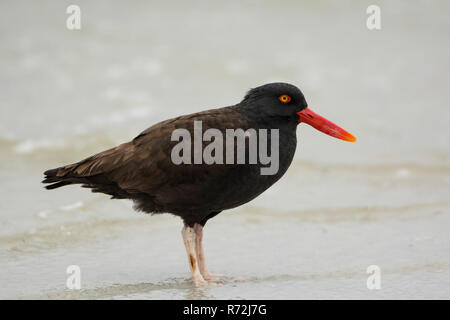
[197,127,297,211]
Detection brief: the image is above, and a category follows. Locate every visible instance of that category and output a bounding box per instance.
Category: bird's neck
[233,104,298,131]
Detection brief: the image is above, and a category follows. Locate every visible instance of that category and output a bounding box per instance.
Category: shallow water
[1,0,449,299]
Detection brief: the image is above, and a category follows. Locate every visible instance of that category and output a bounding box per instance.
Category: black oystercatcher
[43,83,356,285]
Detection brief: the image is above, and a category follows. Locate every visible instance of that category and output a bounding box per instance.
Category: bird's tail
[42,165,80,190]
[42,142,134,197]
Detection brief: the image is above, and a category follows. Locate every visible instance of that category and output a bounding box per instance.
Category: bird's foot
[203,273,227,281]
[192,274,223,286]
[193,278,223,286]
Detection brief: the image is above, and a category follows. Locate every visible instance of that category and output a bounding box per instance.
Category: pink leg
[193,223,225,280]
[181,225,207,286]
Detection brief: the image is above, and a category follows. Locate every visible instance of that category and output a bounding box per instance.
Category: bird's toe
[203,273,227,280]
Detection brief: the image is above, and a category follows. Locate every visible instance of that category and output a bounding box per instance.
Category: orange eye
[279,94,291,103]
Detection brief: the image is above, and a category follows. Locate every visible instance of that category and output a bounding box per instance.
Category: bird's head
[241,82,356,142]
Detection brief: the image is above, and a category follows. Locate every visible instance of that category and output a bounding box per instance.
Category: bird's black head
[238,82,357,142]
[240,82,308,121]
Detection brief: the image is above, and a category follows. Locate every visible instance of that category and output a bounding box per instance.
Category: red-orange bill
[297,108,357,142]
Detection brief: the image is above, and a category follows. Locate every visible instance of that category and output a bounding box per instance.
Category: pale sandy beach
[0,0,449,299]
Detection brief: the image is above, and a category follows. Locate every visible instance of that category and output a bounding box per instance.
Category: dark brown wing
[43,106,251,210]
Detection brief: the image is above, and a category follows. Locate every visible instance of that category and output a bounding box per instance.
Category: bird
[42,82,356,285]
